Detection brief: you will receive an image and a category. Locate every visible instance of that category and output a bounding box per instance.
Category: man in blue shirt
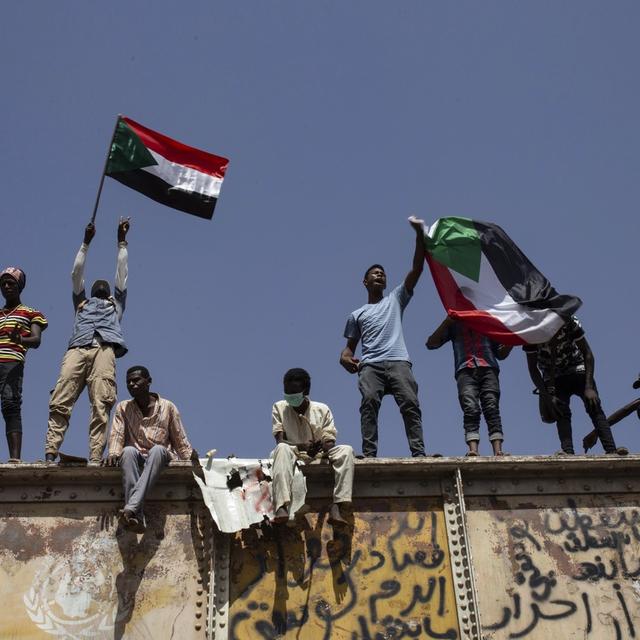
[340,217,427,458]
[427,317,511,456]
[45,218,130,464]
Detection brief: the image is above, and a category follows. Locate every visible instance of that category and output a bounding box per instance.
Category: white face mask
[284,392,305,408]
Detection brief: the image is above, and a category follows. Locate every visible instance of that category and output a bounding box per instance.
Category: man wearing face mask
[271,368,354,526]
[45,218,130,464]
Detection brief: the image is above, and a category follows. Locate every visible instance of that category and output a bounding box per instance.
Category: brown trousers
[45,345,117,462]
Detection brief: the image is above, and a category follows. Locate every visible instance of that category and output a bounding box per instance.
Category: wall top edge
[0,454,638,485]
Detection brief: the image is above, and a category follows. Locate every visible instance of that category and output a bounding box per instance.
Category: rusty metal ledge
[0,455,638,496]
[1,454,639,480]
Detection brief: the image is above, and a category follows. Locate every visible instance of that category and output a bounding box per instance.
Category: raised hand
[408,215,426,233]
[118,216,131,242]
[84,222,96,245]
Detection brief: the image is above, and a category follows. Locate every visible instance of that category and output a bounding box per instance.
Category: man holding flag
[420,216,630,455]
[45,218,130,464]
[340,217,428,458]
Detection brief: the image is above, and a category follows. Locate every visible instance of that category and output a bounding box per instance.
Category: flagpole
[90,114,121,224]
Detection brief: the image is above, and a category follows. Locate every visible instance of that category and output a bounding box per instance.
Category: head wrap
[0,267,26,292]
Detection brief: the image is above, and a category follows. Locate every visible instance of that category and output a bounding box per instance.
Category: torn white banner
[193,457,307,533]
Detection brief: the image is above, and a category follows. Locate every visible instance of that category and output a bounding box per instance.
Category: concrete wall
[1,456,639,639]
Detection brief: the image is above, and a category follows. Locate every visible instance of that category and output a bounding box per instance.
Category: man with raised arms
[45,218,130,464]
[340,217,428,458]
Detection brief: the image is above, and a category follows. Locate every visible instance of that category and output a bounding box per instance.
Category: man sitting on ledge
[271,368,354,526]
[105,365,199,532]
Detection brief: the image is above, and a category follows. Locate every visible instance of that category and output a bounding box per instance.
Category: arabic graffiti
[469,496,640,639]
[228,499,460,639]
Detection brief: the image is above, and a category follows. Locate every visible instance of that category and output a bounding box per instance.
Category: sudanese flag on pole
[423,217,582,345]
[105,116,229,220]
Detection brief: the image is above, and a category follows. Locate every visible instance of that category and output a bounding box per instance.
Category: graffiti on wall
[228,498,460,639]
[468,495,640,640]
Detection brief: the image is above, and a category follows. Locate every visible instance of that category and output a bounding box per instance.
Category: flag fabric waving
[105,116,229,220]
[423,217,582,345]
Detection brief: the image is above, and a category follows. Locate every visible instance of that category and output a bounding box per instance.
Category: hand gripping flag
[423,217,582,345]
[105,116,229,220]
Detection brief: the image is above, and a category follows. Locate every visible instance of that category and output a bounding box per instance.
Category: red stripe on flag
[122,116,229,178]
[426,255,527,346]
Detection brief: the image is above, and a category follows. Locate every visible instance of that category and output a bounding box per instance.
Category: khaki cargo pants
[45,344,117,462]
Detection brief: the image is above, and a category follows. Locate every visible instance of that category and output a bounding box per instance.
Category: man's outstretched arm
[114,217,130,319]
[71,223,95,308]
[404,216,426,294]
[426,317,453,350]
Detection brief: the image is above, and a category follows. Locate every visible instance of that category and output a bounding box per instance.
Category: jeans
[358,361,425,457]
[455,367,503,443]
[120,445,170,521]
[0,361,23,434]
[552,373,616,454]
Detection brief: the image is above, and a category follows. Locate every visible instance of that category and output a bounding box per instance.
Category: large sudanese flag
[105,116,229,220]
[423,217,582,345]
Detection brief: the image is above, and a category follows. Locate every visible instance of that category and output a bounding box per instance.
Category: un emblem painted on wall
[24,557,117,639]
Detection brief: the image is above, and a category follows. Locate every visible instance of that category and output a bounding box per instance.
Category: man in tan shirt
[271,368,354,526]
[105,365,198,532]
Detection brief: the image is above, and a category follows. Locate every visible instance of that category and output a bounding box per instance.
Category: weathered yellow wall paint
[228,498,460,639]
[466,494,640,640]
[0,502,207,640]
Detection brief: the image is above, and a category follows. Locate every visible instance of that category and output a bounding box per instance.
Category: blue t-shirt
[344,284,412,364]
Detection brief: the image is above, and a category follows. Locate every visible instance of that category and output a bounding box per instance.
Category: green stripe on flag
[106,119,158,175]
[425,217,482,282]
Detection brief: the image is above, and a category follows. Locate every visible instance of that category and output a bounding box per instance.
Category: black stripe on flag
[472,220,582,318]
[110,170,217,220]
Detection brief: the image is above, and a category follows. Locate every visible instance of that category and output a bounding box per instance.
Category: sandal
[465,451,479,457]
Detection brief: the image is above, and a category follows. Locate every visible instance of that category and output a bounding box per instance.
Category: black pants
[0,361,24,434]
[358,361,425,457]
[552,373,616,454]
[456,368,503,443]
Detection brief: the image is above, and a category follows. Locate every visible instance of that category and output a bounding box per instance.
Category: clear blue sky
[2,1,639,461]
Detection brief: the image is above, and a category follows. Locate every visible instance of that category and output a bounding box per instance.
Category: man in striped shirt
[105,365,199,533]
[0,267,47,461]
